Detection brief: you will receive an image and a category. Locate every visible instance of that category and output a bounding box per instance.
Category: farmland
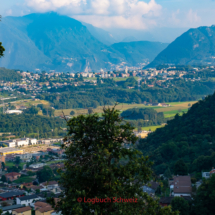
[54,101,197,118]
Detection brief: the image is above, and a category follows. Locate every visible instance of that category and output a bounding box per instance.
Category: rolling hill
[138,93,215,175]
[146,25,215,68]
[0,12,168,72]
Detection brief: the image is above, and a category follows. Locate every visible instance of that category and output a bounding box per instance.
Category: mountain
[111,41,168,67]
[82,22,116,45]
[146,25,215,68]
[138,93,215,175]
[0,12,168,72]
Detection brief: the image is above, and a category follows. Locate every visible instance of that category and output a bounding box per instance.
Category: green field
[6,162,25,169]
[14,176,34,183]
[164,109,188,118]
[141,125,165,132]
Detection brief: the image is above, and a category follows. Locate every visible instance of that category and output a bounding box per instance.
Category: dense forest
[121,108,166,127]
[0,67,21,82]
[0,114,66,139]
[40,79,215,109]
[138,92,215,175]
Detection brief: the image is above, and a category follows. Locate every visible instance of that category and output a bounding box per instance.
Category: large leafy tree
[0,16,5,58]
[36,166,54,183]
[171,197,190,215]
[55,107,177,215]
[174,159,188,176]
[191,174,215,215]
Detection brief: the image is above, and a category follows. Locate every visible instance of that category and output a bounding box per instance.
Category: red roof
[5,172,21,177]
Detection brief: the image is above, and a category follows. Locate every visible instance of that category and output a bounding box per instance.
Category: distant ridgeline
[0,114,66,139]
[121,108,166,127]
[0,67,21,82]
[138,93,215,175]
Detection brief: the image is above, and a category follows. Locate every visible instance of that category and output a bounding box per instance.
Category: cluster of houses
[0,181,62,215]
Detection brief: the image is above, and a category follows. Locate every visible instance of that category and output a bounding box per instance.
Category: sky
[1,0,215,31]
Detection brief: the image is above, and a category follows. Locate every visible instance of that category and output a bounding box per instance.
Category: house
[149,181,160,191]
[0,191,25,201]
[17,153,32,162]
[202,172,210,179]
[171,176,192,197]
[210,167,215,176]
[35,202,54,215]
[142,186,155,196]
[40,181,60,194]
[5,172,21,181]
[0,205,25,214]
[12,206,31,215]
[16,194,41,207]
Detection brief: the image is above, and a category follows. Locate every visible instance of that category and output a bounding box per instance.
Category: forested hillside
[0,114,66,139]
[138,93,215,175]
[0,67,21,81]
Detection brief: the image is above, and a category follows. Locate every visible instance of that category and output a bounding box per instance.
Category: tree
[15,156,21,166]
[87,108,93,114]
[1,162,5,171]
[1,175,7,182]
[36,166,54,183]
[164,168,172,179]
[24,106,39,115]
[174,159,188,176]
[171,197,190,215]
[70,111,75,116]
[55,107,178,215]
[0,16,5,58]
[191,174,215,215]
[138,126,142,133]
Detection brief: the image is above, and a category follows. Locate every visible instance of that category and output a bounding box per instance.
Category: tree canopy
[55,107,177,215]
[138,93,215,174]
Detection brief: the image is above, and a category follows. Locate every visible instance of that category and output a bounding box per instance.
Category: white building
[16,194,41,207]
[5,110,23,115]
[29,163,46,169]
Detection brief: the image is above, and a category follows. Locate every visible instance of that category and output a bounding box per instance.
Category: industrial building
[0,138,37,147]
[0,147,23,156]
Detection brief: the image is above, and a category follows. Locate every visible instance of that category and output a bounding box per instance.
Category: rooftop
[13,206,31,213]
[0,147,23,153]
[0,191,25,198]
[18,194,39,201]
[0,204,24,211]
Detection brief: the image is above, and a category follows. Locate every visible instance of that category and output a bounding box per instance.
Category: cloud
[187,9,201,23]
[25,0,162,29]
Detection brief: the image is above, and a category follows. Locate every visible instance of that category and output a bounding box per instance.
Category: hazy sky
[1,0,215,30]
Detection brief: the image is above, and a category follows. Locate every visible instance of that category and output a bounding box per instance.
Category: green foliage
[191,174,215,215]
[138,93,215,174]
[23,106,39,115]
[164,168,172,179]
[56,107,178,215]
[0,68,21,82]
[174,159,188,176]
[121,108,165,125]
[15,157,21,165]
[1,175,6,182]
[7,165,21,173]
[171,197,190,215]
[36,166,54,183]
[87,108,93,114]
[1,162,5,171]
[70,111,75,116]
[0,42,5,58]
[0,114,66,138]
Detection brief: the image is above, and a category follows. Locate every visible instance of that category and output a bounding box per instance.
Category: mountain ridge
[146,25,215,68]
[0,12,168,72]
